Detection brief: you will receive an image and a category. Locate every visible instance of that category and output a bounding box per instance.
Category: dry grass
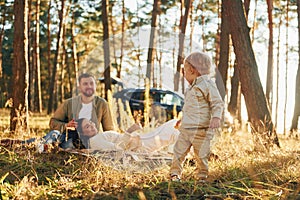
[0,108,300,199]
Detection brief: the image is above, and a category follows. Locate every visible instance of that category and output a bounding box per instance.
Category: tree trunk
[28,0,33,111]
[47,0,65,114]
[284,0,289,135]
[146,0,159,88]
[0,3,6,79]
[60,23,67,102]
[228,62,240,120]
[34,0,42,113]
[47,0,52,88]
[10,0,29,133]
[227,0,251,124]
[217,2,230,100]
[102,0,111,99]
[117,0,125,78]
[275,16,282,129]
[109,1,118,76]
[265,0,274,111]
[71,12,78,96]
[223,0,280,148]
[174,0,192,92]
[290,0,300,134]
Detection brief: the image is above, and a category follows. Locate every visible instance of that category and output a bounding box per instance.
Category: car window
[160,93,182,106]
[131,91,144,101]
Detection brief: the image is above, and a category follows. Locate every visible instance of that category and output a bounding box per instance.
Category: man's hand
[65,119,77,130]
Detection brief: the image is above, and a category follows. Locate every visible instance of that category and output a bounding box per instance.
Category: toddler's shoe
[170,174,181,182]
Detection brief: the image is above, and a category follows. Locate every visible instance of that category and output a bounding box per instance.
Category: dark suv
[113,88,184,121]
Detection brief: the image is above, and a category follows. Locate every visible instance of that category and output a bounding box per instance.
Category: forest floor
[0,108,300,199]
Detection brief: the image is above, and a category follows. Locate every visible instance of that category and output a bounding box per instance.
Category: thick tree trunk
[146,0,159,88]
[227,0,251,124]
[290,0,300,133]
[10,0,29,133]
[102,0,111,99]
[223,0,280,148]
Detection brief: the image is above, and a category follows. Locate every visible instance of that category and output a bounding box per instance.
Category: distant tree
[223,0,280,148]
[266,0,274,110]
[102,0,111,99]
[290,0,300,134]
[46,0,52,83]
[174,0,192,92]
[34,0,42,113]
[71,11,79,95]
[284,0,289,134]
[217,1,230,101]
[0,0,7,79]
[10,0,29,132]
[118,0,125,79]
[146,0,160,88]
[275,14,282,129]
[47,0,65,114]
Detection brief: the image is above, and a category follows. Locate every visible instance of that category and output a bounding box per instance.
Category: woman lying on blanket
[0,119,180,153]
[76,118,180,153]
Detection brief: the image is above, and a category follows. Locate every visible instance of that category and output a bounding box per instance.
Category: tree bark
[275,16,282,129]
[102,0,111,99]
[228,62,240,121]
[266,0,274,111]
[217,2,230,100]
[10,0,29,133]
[284,0,289,135]
[227,0,251,123]
[174,0,192,92]
[47,0,65,114]
[146,0,159,88]
[223,0,280,148]
[47,0,52,88]
[0,2,6,79]
[290,0,300,133]
[118,0,125,78]
[34,0,42,113]
[71,12,78,96]
[28,0,33,111]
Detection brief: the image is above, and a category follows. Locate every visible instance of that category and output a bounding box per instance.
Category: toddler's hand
[209,117,221,129]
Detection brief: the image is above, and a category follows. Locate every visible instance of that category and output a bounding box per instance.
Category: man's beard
[82,89,94,97]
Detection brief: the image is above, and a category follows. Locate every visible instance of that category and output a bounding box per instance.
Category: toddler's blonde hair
[184,51,211,75]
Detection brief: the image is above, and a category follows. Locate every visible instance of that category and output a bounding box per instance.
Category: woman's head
[76,118,98,138]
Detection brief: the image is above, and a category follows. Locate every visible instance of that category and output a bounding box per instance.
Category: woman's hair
[184,51,212,75]
[75,118,89,148]
[76,118,85,135]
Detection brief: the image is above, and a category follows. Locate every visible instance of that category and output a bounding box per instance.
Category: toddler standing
[169,51,224,182]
